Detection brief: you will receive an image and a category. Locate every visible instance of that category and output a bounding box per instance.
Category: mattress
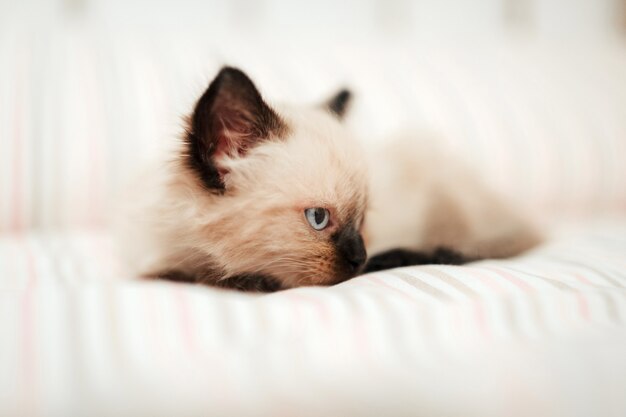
[1,221,625,416]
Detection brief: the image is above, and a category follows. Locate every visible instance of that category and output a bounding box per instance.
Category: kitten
[115,67,368,291]
[115,67,540,291]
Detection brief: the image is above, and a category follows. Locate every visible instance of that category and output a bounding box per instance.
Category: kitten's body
[365,134,540,266]
[115,67,540,291]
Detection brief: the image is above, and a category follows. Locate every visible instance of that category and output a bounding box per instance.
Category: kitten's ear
[325,88,352,119]
[185,66,287,191]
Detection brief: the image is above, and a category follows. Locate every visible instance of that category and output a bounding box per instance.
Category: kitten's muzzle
[333,225,367,276]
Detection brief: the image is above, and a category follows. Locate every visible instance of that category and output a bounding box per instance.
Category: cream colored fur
[115,89,540,289]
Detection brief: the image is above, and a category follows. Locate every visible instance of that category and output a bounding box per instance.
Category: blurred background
[1,0,625,232]
[2,0,626,40]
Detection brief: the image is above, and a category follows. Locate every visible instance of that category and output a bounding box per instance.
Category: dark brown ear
[325,89,352,119]
[185,67,287,192]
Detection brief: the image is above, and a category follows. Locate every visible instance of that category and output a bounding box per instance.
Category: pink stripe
[572,273,593,321]
[472,301,490,339]
[576,293,590,321]
[173,288,197,354]
[572,273,594,286]
[480,266,535,293]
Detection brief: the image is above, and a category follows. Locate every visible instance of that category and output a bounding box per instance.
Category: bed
[1,29,625,416]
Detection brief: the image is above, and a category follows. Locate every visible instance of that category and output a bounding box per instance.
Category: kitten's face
[181,67,368,289]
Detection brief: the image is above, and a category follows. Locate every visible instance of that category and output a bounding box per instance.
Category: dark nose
[334,226,367,273]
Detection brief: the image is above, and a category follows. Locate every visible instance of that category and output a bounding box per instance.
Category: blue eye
[305,208,330,231]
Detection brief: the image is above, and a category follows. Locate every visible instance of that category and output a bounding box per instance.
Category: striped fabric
[1,223,626,416]
[2,27,626,416]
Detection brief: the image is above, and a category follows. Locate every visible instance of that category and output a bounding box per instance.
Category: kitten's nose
[334,226,367,274]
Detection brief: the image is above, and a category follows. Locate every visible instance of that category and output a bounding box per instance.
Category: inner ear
[325,88,352,119]
[185,66,287,191]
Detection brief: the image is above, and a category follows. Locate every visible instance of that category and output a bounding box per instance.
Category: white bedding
[1,222,626,416]
[1,29,626,416]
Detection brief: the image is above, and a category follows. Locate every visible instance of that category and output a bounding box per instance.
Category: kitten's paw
[364,247,472,273]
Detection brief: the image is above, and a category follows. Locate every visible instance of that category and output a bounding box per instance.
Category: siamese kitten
[116,67,368,291]
[116,66,540,291]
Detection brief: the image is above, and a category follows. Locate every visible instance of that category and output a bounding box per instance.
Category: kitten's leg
[215,274,283,292]
[363,247,472,273]
[156,270,282,292]
[157,270,196,283]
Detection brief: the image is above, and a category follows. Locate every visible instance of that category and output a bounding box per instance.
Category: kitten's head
[179,67,368,289]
